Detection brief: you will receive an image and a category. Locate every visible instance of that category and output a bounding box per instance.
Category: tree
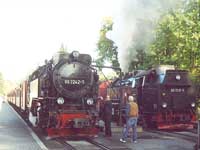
[96,18,120,69]
[150,12,179,66]
[149,0,200,80]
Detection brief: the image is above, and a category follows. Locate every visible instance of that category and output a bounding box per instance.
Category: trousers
[122,117,137,141]
[104,118,112,136]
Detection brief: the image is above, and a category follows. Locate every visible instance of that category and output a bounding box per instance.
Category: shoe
[132,140,137,144]
[120,138,126,143]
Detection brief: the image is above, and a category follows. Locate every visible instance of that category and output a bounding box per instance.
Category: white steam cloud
[111,0,184,71]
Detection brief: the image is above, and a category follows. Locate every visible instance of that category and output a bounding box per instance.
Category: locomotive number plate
[170,88,184,92]
[64,79,85,85]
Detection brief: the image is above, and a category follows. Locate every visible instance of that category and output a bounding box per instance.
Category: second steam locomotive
[102,65,196,129]
[7,51,99,137]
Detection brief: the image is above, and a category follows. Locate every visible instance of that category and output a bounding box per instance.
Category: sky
[0,0,179,82]
[0,0,120,81]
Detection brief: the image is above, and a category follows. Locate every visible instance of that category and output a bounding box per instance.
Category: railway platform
[0,100,47,150]
[0,98,197,150]
[95,129,195,150]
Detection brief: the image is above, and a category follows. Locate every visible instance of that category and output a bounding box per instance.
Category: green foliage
[95,1,200,83]
[98,71,117,81]
[148,0,200,81]
[96,18,120,69]
[128,49,154,71]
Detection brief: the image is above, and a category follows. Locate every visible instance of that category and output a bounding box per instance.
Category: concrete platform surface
[1,99,196,150]
[0,101,47,150]
[96,128,196,150]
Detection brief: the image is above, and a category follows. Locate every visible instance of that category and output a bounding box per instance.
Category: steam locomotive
[105,65,196,129]
[7,51,99,137]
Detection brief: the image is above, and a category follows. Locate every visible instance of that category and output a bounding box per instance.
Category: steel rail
[147,130,197,143]
[56,137,112,150]
[55,138,77,150]
[86,138,112,150]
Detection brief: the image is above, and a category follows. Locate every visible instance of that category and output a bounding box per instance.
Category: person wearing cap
[102,95,112,137]
[120,95,138,143]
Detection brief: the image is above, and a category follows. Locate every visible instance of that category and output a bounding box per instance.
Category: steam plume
[112,0,184,71]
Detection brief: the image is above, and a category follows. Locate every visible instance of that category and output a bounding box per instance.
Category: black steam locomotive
[8,51,99,137]
[107,65,196,129]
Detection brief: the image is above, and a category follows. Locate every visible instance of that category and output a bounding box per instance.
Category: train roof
[134,70,147,77]
[154,65,175,74]
[134,65,188,77]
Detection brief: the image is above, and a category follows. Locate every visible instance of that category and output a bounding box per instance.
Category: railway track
[186,128,197,134]
[55,137,112,150]
[147,129,197,143]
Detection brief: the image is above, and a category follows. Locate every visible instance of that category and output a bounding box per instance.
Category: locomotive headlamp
[191,102,195,107]
[86,98,94,105]
[72,51,79,59]
[57,97,65,105]
[175,74,181,80]
[162,102,167,108]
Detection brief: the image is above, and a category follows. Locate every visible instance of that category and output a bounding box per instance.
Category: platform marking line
[7,103,48,150]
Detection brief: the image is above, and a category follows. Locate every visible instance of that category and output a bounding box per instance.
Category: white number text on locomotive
[64,79,85,85]
[170,88,185,93]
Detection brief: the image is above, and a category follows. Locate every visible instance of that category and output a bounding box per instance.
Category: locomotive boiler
[8,51,99,137]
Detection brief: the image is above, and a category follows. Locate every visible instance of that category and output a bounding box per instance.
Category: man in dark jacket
[102,95,112,137]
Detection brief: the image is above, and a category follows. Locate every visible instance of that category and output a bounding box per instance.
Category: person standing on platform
[97,96,104,120]
[102,95,112,137]
[120,95,139,143]
[96,96,104,132]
